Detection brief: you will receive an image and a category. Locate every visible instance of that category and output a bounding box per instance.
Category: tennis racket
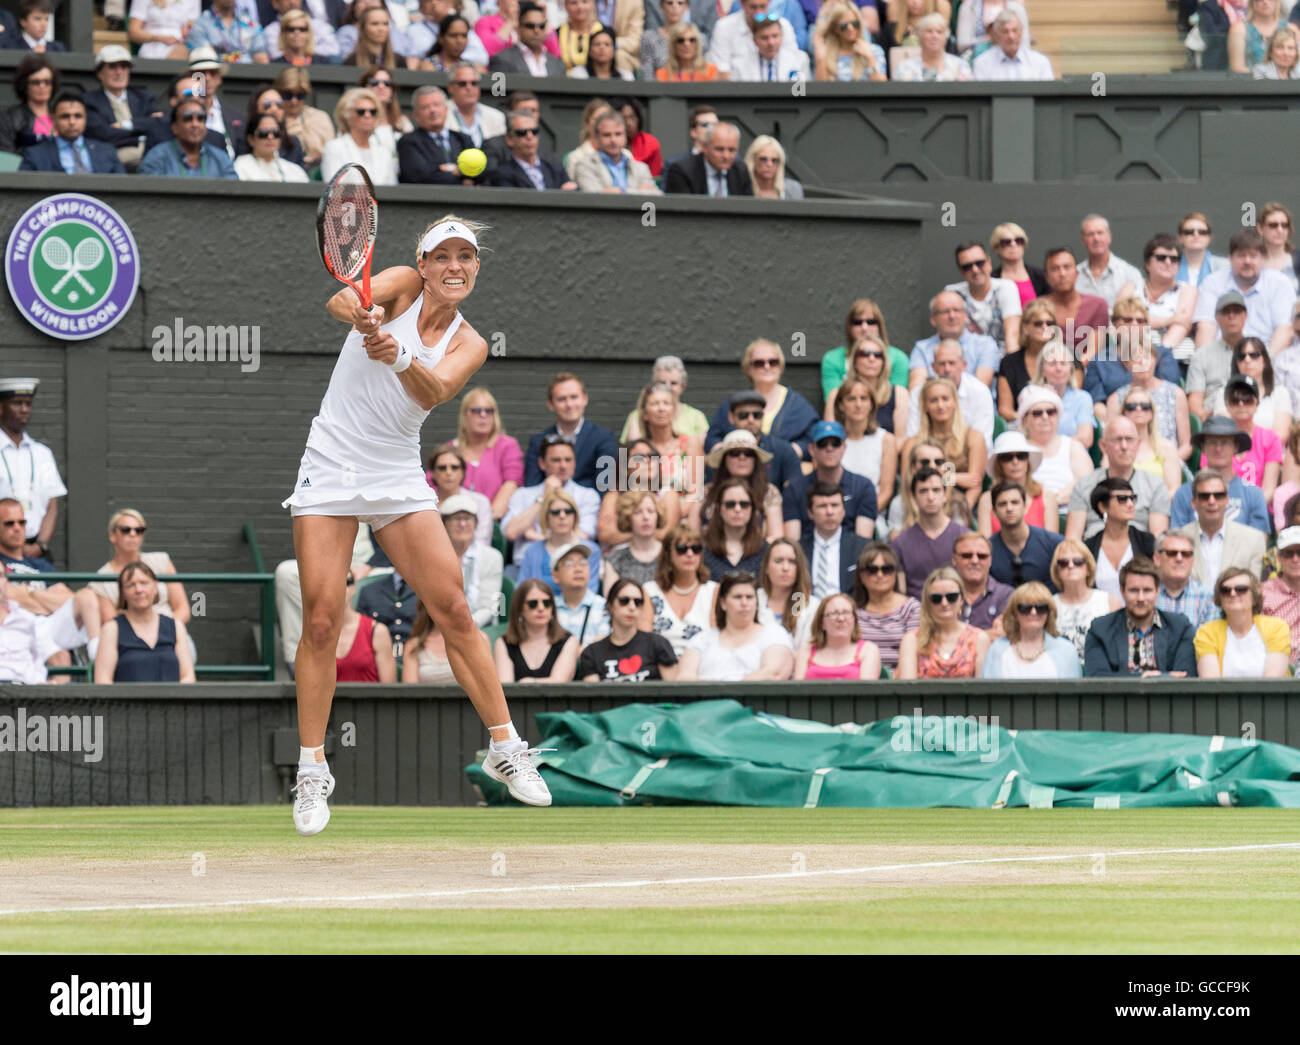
[316,163,378,310]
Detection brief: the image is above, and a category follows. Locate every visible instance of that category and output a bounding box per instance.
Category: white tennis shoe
[482,745,553,807]
[292,771,336,836]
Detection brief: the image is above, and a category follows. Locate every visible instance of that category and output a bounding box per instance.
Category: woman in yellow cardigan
[1194,567,1291,678]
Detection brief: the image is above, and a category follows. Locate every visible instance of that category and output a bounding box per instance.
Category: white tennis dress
[283,295,462,529]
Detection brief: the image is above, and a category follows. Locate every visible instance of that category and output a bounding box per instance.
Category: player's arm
[369,328,489,411]
[325,265,422,332]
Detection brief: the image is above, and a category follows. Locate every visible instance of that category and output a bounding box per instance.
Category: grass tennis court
[1,806,1297,954]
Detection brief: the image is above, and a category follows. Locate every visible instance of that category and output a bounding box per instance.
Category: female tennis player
[283,216,551,835]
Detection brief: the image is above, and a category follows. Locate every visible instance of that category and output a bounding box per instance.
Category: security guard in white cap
[0,379,67,562]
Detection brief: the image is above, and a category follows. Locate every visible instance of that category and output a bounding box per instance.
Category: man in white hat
[186,46,240,155]
[83,45,163,172]
[1264,525,1300,670]
[440,494,502,628]
[0,379,65,565]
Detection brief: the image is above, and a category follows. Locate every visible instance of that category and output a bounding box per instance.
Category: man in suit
[523,373,619,489]
[481,91,557,171]
[1176,470,1266,584]
[82,46,163,172]
[727,18,809,81]
[1083,557,1196,676]
[14,0,65,52]
[0,8,19,49]
[486,110,575,190]
[571,110,660,194]
[20,92,125,174]
[708,0,799,76]
[801,483,868,598]
[445,62,506,148]
[489,2,567,76]
[398,86,475,185]
[665,122,752,196]
[662,105,717,173]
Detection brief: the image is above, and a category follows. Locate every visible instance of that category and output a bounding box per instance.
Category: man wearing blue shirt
[782,421,877,540]
[1192,229,1296,355]
[910,290,1000,390]
[990,481,1063,591]
[1168,416,1271,535]
[571,111,658,194]
[20,92,125,174]
[138,98,238,179]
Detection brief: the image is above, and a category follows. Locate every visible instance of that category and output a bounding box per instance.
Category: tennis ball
[457,148,487,178]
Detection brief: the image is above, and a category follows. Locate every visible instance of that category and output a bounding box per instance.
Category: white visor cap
[421,221,479,255]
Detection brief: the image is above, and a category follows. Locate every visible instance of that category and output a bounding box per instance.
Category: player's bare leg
[289,513,359,834]
[374,510,552,806]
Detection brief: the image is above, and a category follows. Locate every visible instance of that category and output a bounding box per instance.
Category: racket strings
[322,181,376,281]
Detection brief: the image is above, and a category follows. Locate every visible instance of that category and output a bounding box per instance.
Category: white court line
[0,841,1297,917]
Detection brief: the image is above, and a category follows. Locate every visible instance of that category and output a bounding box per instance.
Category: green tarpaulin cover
[465,699,1300,808]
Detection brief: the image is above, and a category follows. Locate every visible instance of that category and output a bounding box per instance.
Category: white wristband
[389,341,413,373]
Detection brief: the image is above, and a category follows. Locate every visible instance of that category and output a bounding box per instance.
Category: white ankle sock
[490,737,526,754]
[298,745,328,777]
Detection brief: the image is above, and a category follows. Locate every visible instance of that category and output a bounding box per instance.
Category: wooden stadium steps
[92,14,129,56]
[1027,0,1187,75]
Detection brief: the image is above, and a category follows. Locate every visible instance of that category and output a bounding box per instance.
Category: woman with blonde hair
[453,387,523,519]
[345,4,400,68]
[833,377,898,512]
[1032,339,1095,448]
[815,0,887,80]
[990,221,1048,306]
[636,381,703,498]
[997,297,1056,422]
[982,581,1080,679]
[601,489,664,589]
[518,486,601,594]
[820,298,910,402]
[826,333,910,438]
[321,87,397,184]
[274,67,333,170]
[597,439,682,545]
[708,339,820,459]
[796,592,882,680]
[1050,539,1118,663]
[1227,0,1282,74]
[639,522,718,655]
[656,21,722,80]
[1252,24,1300,79]
[901,377,986,508]
[890,11,971,82]
[1112,386,1182,493]
[897,566,989,679]
[276,8,321,66]
[89,508,190,628]
[745,135,803,200]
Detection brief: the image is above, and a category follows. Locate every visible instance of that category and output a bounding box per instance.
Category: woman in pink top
[796,593,882,680]
[476,0,561,56]
[1216,372,1283,506]
[452,387,524,520]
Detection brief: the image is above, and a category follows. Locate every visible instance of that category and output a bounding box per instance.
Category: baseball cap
[96,44,133,67]
[1279,526,1300,551]
[550,542,590,568]
[188,46,221,72]
[729,389,765,411]
[1215,290,1247,312]
[810,420,846,443]
[437,494,477,518]
[1225,373,1259,398]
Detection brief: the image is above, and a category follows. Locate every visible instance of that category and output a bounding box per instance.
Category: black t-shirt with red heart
[578,630,678,682]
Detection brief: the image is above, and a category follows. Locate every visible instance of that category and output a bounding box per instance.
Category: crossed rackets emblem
[39,234,105,301]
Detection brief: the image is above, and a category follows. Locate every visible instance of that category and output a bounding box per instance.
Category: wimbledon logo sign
[4,192,140,341]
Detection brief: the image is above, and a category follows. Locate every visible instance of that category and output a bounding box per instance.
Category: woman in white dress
[235,115,310,183]
[128,0,197,61]
[1020,385,1092,503]
[676,571,795,681]
[282,216,549,835]
[1049,540,1118,665]
[640,522,717,656]
[320,87,398,186]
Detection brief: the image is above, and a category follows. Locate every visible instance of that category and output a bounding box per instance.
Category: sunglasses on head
[525,597,554,610]
[1016,602,1050,616]
[928,590,962,605]
[614,594,644,607]
[675,543,703,555]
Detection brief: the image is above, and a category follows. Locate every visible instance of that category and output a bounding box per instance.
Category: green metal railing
[36,520,276,680]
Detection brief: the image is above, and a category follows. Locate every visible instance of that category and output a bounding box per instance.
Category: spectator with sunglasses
[1170,417,1272,534]
[852,541,919,671]
[274,68,333,170]
[1050,540,1119,662]
[1209,338,1292,442]
[552,542,610,645]
[319,86,397,184]
[488,109,576,189]
[1262,525,1300,668]
[445,62,505,147]
[677,569,794,681]
[703,476,769,580]
[782,421,878,541]
[519,488,601,595]
[139,97,238,178]
[711,392,801,491]
[1153,531,1217,632]
[814,0,885,80]
[990,222,1049,307]
[952,531,1012,634]
[640,0,708,81]
[980,581,1079,679]
[1112,387,1182,496]
[826,334,909,437]
[820,299,911,404]
[997,299,1055,422]
[705,341,818,458]
[1175,470,1266,585]
[1066,416,1170,541]
[1086,477,1156,601]
[1104,305,1192,465]
[334,572,398,682]
[235,85,308,164]
[234,112,309,180]
[265,4,341,63]
[833,378,897,516]
[596,439,682,546]
[1031,340,1095,450]
[990,481,1062,592]
[425,443,492,545]
[1085,298,1182,419]
[579,578,679,680]
[1137,234,1196,364]
[697,429,783,540]
[640,522,717,655]
[946,241,1022,354]
[978,431,1056,537]
[484,2,565,74]
[710,0,801,77]
[1218,374,1283,505]
[1195,566,1289,679]
[897,567,989,679]
[495,578,581,683]
[1082,556,1196,677]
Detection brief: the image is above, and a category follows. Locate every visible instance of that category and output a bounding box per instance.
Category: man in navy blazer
[0,9,19,49]
[664,123,753,196]
[1083,556,1197,676]
[20,93,125,174]
[82,46,163,171]
[486,110,575,190]
[523,373,619,490]
[799,482,869,597]
[11,1,65,51]
[397,86,475,185]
